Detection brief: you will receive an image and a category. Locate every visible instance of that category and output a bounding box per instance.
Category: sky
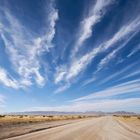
[0,0,140,113]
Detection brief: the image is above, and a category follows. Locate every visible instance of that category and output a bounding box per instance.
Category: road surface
[6,116,140,140]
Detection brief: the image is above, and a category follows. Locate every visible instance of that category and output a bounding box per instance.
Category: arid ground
[0,115,88,139]
[0,115,140,140]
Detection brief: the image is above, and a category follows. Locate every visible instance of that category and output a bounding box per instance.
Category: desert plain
[0,115,140,140]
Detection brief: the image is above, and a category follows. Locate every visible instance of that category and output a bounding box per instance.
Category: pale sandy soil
[3,116,140,140]
[116,116,140,132]
[0,119,82,140]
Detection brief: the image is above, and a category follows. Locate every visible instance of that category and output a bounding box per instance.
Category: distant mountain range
[4,111,138,116]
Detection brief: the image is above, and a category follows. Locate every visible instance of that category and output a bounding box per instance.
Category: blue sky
[0,0,140,113]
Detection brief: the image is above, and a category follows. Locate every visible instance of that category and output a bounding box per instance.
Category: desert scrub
[0,115,5,118]
[123,115,131,118]
[137,116,140,120]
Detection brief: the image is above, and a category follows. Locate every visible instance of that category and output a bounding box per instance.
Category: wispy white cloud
[0,67,20,89]
[118,69,140,81]
[72,79,140,102]
[54,66,67,84]
[97,49,118,72]
[54,47,100,92]
[72,0,114,57]
[54,16,140,92]
[127,44,140,57]
[66,47,101,80]
[54,83,70,94]
[98,62,138,85]
[38,1,58,51]
[30,98,140,112]
[102,17,140,51]
[0,10,45,87]
[96,30,139,72]
[82,77,96,86]
[0,1,58,88]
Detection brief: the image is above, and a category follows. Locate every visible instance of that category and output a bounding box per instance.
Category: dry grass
[0,115,91,140]
[0,115,89,126]
[122,115,131,119]
[115,115,140,126]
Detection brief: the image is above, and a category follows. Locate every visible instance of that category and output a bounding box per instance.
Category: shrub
[78,115,82,119]
[123,115,131,118]
[0,115,5,118]
[137,116,140,119]
[48,115,53,118]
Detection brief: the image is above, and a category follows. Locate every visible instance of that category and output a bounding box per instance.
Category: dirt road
[6,116,140,140]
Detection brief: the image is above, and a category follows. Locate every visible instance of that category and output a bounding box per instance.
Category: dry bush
[0,115,5,118]
[123,115,131,119]
[137,116,140,120]
[113,115,119,117]
[48,115,54,118]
